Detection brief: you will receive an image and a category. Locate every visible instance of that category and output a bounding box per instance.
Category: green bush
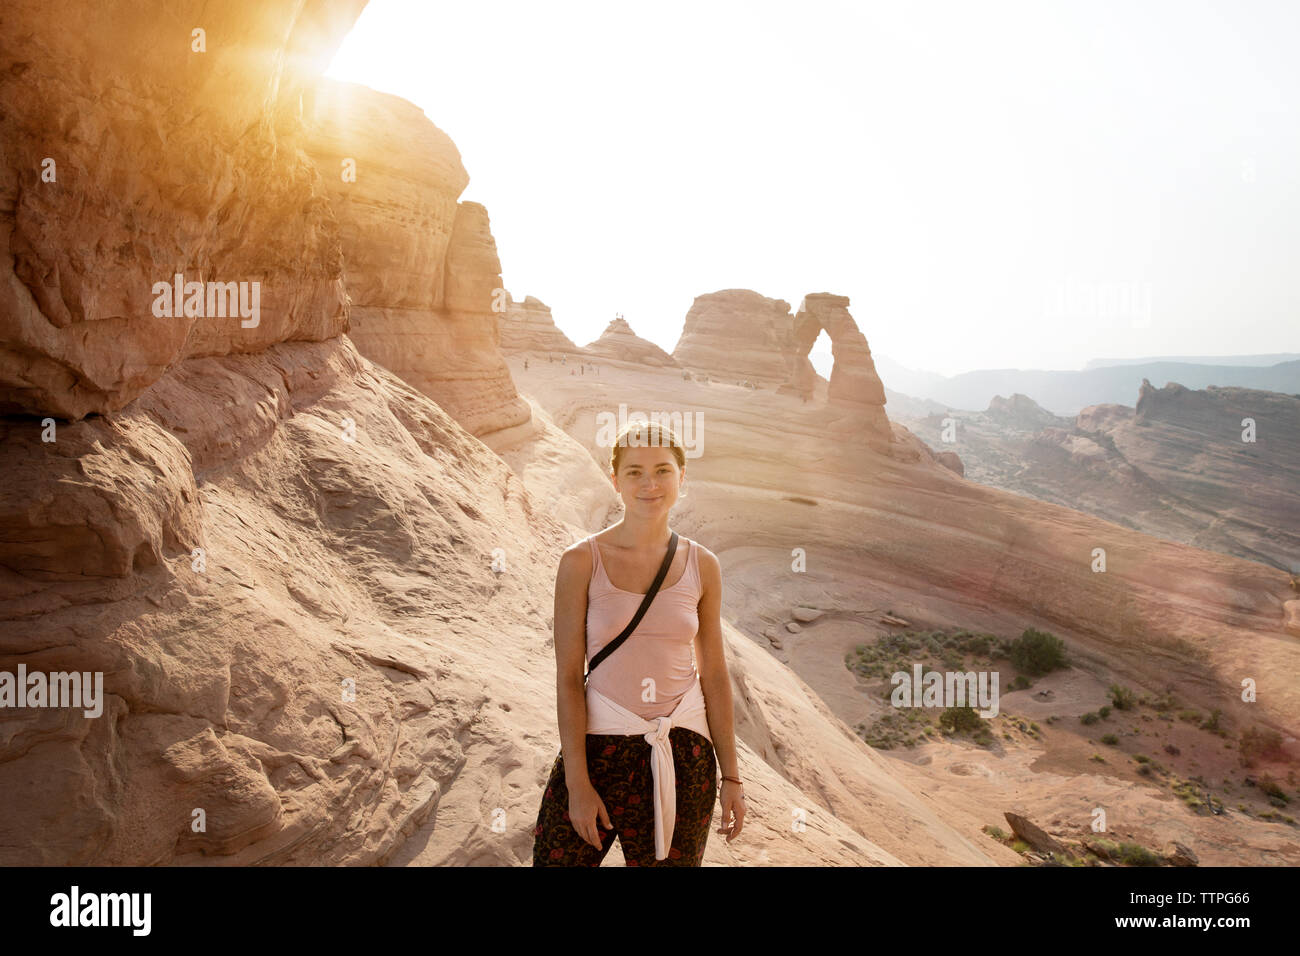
[1010,674,1032,691]
[1109,684,1137,710]
[1258,775,1291,805]
[1202,709,1222,732]
[1080,712,1099,725]
[939,706,984,733]
[1009,628,1068,675]
[1115,842,1163,866]
[1101,733,1119,745]
[1098,705,1112,719]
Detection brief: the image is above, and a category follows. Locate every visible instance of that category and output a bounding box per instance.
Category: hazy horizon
[326,0,1300,377]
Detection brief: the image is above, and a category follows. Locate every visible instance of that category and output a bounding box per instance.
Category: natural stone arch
[779,293,888,407]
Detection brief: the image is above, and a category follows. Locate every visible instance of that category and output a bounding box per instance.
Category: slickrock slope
[892,383,1300,572]
[0,0,365,420]
[582,317,679,368]
[304,79,530,437]
[672,289,798,384]
[0,332,1001,866]
[510,353,1300,864]
[497,293,581,354]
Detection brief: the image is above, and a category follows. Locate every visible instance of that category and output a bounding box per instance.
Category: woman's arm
[694,547,745,842]
[553,545,592,785]
[552,543,612,849]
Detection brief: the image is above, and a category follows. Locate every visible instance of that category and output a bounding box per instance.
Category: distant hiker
[524,358,529,370]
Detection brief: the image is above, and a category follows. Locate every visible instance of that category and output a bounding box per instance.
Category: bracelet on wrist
[722,775,743,786]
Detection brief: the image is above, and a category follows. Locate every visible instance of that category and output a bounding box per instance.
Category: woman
[531,419,745,866]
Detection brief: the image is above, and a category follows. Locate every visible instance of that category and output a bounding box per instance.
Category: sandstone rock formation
[582,317,678,367]
[304,79,530,437]
[498,293,580,354]
[672,289,797,384]
[0,0,365,420]
[778,293,892,447]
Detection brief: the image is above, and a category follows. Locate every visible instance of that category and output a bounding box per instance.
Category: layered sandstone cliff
[303,79,530,437]
[672,289,797,384]
[498,293,580,354]
[0,0,367,420]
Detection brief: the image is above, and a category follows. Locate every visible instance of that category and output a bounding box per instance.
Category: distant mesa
[583,316,679,368]
[986,393,1064,429]
[893,378,1300,571]
[497,292,580,354]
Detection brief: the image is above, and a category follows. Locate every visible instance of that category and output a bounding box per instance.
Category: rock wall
[303,79,530,437]
[0,0,367,419]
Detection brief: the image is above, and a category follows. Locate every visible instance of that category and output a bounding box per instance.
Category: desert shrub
[1098,705,1112,719]
[1258,775,1291,806]
[1149,690,1177,711]
[1080,712,1099,725]
[1240,726,1286,764]
[1115,842,1162,866]
[1202,709,1222,732]
[1164,743,1180,756]
[940,706,984,733]
[983,825,1008,841]
[1101,734,1119,745]
[1109,684,1137,710]
[1009,628,1068,675]
[1010,674,1032,691]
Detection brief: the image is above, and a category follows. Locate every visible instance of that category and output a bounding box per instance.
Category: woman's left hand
[716,779,746,843]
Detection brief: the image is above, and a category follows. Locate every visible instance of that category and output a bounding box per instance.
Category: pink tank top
[585,533,702,720]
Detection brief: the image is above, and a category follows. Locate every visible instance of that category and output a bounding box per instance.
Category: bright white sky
[325,0,1300,376]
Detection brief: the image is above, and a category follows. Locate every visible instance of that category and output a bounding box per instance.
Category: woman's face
[612,444,684,515]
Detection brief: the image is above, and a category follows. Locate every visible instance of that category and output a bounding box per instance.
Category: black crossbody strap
[585,531,679,683]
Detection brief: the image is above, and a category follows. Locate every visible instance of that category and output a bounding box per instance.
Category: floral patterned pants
[531,727,718,866]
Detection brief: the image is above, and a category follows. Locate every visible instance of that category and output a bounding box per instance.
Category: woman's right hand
[568,779,613,849]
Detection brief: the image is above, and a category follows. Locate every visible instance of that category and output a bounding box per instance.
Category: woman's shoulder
[556,534,595,581]
[685,536,719,582]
